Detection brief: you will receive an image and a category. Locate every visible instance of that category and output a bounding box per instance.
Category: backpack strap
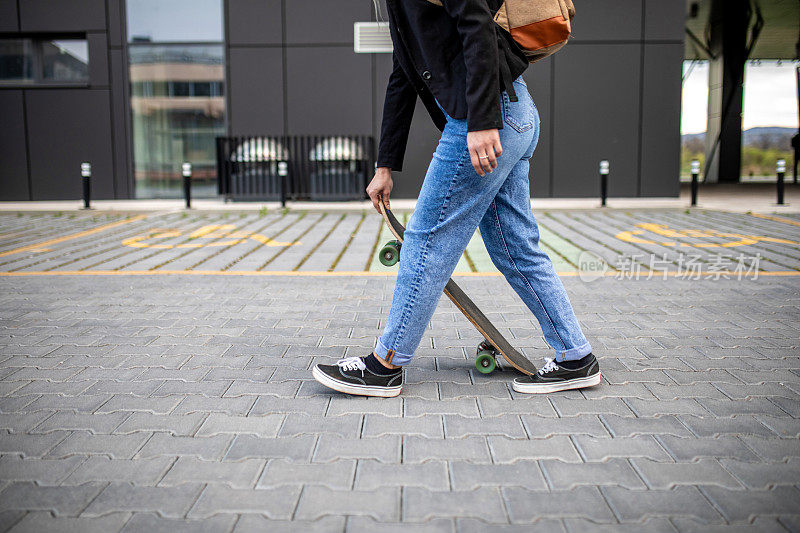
[499,46,518,102]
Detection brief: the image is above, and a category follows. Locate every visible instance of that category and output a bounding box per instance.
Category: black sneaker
[512,355,601,394]
[312,356,403,397]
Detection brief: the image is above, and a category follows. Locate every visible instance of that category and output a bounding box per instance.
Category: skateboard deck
[378,199,538,376]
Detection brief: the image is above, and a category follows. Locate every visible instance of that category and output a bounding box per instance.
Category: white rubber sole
[312,366,402,398]
[512,372,602,394]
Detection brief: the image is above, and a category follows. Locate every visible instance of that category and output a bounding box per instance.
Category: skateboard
[378,198,538,376]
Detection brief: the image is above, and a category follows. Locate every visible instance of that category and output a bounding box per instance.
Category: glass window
[680,60,708,180]
[129,45,226,199]
[0,38,89,83]
[126,0,223,43]
[193,81,211,97]
[171,81,190,97]
[152,81,168,97]
[41,40,89,81]
[0,39,37,82]
[741,60,797,181]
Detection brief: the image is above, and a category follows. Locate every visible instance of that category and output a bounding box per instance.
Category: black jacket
[376,0,529,171]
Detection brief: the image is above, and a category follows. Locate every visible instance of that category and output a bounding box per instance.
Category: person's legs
[314,75,599,396]
[373,84,537,367]
[478,120,592,364]
[313,89,535,395]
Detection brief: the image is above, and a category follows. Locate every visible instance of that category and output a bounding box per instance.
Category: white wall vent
[354,22,393,53]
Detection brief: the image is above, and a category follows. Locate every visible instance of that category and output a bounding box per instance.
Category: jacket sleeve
[441,0,502,132]
[376,52,417,172]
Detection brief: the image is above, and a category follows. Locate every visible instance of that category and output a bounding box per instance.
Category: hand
[467,129,503,176]
[366,167,394,214]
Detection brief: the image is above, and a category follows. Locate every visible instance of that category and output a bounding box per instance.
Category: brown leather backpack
[426,0,576,64]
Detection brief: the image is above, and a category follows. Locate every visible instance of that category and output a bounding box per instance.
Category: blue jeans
[375,75,592,366]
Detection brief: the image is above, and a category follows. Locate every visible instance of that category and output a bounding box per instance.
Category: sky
[682,60,799,134]
[126,0,224,42]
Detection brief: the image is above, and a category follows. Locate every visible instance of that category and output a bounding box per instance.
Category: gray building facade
[0,0,685,201]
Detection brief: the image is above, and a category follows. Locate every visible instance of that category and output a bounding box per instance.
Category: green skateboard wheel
[379,240,401,267]
[475,351,496,374]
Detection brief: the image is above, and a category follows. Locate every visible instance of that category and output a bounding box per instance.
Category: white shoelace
[337,356,366,374]
[538,358,558,375]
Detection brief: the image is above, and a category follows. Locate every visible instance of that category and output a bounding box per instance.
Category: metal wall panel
[0,0,19,31]
[521,58,553,198]
[106,0,124,47]
[88,32,109,88]
[285,0,370,44]
[640,43,683,197]
[19,0,106,32]
[569,0,643,42]
[285,47,372,136]
[228,47,284,135]
[227,0,282,45]
[644,0,685,41]
[552,44,642,197]
[0,0,684,201]
[25,89,114,200]
[0,91,30,200]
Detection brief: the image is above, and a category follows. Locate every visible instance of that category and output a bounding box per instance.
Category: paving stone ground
[0,209,799,531]
[2,208,799,275]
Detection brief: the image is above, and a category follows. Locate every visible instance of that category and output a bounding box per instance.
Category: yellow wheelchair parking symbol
[615,223,800,248]
[122,224,298,249]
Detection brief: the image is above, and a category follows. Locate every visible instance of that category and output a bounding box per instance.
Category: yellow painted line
[0,269,797,277]
[748,212,800,227]
[0,215,148,258]
[615,223,800,248]
[121,224,297,249]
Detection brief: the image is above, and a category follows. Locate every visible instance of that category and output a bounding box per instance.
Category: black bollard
[777,159,786,205]
[690,159,700,207]
[182,162,192,209]
[599,160,609,207]
[81,162,92,209]
[278,161,288,208]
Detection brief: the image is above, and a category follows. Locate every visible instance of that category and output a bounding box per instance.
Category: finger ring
[479,155,489,159]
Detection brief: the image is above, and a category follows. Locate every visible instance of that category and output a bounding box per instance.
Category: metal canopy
[685,0,800,60]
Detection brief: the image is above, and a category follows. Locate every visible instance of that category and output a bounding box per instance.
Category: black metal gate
[216,135,375,202]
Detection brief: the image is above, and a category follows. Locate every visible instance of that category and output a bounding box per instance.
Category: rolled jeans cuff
[554,341,593,363]
[374,338,413,366]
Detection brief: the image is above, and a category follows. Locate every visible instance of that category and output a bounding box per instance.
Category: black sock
[560,353,594,370]
[364,353,400,375]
